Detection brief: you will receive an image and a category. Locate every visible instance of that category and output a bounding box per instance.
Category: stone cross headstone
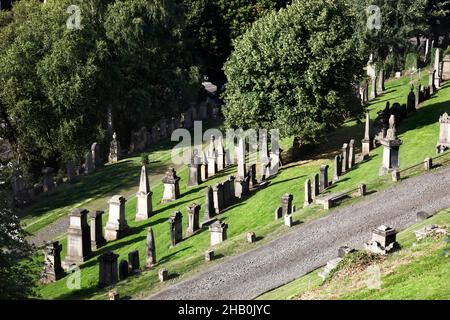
[187,203,201,236]
[187,155,202,187]
[168,211,183,247]
[108,132,121,163]
[90,210,106,251]
[41,241,64,284]
[209,220,228,246]
[42,167,55,193]
[136,166,153,221]
[98,251,119,288]
[128,250,140,274]
[145,227,156,268]
[161,168,180,203]
[303,179,312,208]
[64,208,91,267]
[319,165,329,192]
[105,195,129,241]
[379,115,402,175]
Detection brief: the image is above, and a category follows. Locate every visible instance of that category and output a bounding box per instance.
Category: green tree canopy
[223,0,364,144]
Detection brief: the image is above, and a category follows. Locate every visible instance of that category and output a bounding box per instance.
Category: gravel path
[147,165,450,300]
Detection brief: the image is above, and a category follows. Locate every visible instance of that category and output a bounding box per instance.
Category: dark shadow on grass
[158,246,193,264]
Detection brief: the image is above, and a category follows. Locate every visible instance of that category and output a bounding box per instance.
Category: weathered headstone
[209,220,228,246]
[207,136,217,176]
[200,151,209,181]
[436,113,450,154]
[108,132,121,163]
[319,165,329,192]
[424,157,433,171]
[84,150,94,175]
[161,168,180,203]
[158,269,169,282]
[42,167,55,193]
[136,166,153,221]
[442,54,450,81]
[105,195,129,241]
[145,227,156,268]
[312,174,320,199]
[284,214,293,227]
[364,225,400,255]
[406,86,416,113]
[333,155,342,182]
[429,69,435,95]
[168,211,183,247]
[379,115,402,175]
[41,241,64,284]
[247,232,256,243]
[213,183,225,214]
[303,179,312,208]
[203,186,216,225]
[378,69,385,92]
[248,163,257,187]
[361,113,371,160]
[434,48,441,89]
[98,251,119,288]
[341,144,348,173]
[348,139,355,169]
[358,184,367,196]
[91,142,102,169]
[119,260,129,280]
[187,203,201,236]
[64,208,91,267]
[281,193,294,216]
[370,76,377,99]
[236,137,246,178]
[128,250,140,274]
[216,136,226,171]
[205,250,214,262]
[90,210,106,251]
[187,156,202,187]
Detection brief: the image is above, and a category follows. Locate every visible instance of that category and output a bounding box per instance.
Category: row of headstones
[129,101,219,153]
[358,69,385,104]
[11,142,102,207]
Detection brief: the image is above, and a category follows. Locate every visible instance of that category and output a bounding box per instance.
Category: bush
[404,53,418,72]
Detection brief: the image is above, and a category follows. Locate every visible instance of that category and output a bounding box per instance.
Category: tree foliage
[223,0,364,144]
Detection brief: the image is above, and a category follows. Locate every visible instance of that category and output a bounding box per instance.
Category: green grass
[257,208,450,300]
[32,72,450,300]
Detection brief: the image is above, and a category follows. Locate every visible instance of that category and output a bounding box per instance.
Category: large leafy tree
[0,165,38,299]
[223,0,364,144]
[183,0,290,85]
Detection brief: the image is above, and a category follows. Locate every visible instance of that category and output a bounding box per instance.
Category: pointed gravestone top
[138,165,150,195]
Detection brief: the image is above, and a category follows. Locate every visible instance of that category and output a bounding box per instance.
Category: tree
[223,0,364,144]
[182,0,291,85]
[0,165,38,299]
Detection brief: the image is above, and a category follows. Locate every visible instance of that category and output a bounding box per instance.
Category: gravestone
[429,69,435,95]
[119,260,129,280]
[158,269,169,282]
[169,211,183,247]
[319,165,329,192]
[187,203,201,236]
[91,142,102,169]
[284,214,293,227]
[98,251,119,288]
[436,113,450,153]
[187,155,202,187]
[205,250,214,262]
[161,168,180,203]
[406,86,416,113]
[312,174,320,199]
[236,137,246,178]
[235,174,249,199]
[145,227,156,268]
[281,193,294,216]
[434,48,441,89]
[359,184,367,196]
[370,76,377,99]
[128,250,140,274]
[213,183,225,214]
[247,232,256,243]
[200,151,209,181]
[136,166,153,221]
[228,176,236,203]
[364,225,400,255]
[424,157,433,171]
[108,132,121,163]
[41,241,64,284]
[415,84,421,107]
[348,139,355,169]
[341,144,348,173]
[333,155,342,182]
[442,54,450,81]
[378,69,385,92]
[203,186,216,225]
[67,161,76,183]
[42,167,55,193]
[303,179,312,208]
[89,210,106,251]
[105,195,129,241]
[207,136,217,176]
[64,208,91,267]
[379,115,402,175]
[216,136,226,171]
[84,151,94,175]
[209,220,228,246]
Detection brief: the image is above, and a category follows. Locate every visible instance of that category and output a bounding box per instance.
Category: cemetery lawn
[33,72,450,300]
[257,208,450,300]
